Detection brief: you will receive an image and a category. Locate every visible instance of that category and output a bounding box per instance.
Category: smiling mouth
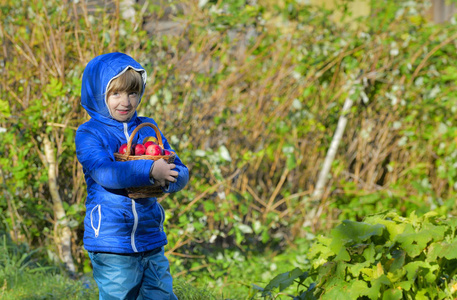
[117,110,130,115]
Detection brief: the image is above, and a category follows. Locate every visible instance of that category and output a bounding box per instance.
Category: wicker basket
[114,122,176,199]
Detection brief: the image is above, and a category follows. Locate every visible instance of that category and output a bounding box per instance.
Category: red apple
[163,150,171,155]
[146,144,163,156]
[144,141,157,148]
[134,144,146,156]
[119,143,129,154]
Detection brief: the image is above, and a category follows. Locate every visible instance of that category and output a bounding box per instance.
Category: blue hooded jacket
[75,52,189,253]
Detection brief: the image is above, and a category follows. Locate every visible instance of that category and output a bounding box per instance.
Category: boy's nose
[120,93,131,106]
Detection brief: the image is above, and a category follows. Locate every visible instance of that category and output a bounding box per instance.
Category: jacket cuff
[149,163,155,184]
[136,160,154,186]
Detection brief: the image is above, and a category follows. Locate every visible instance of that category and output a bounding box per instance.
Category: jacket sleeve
[75,127,153,189]
[156,127,189,194]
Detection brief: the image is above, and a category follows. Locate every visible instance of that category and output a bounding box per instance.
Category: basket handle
[125,122,164,156]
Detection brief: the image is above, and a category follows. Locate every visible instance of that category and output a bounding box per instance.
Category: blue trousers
[88,247,178,300]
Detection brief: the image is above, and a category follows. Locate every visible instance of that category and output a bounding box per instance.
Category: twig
[264,167,290,220]
[245,184,269,208]
[167,252,205,259]
[165,236,192,256]
[411,31,457,83]
[178,168,241,217]
[174,263,210,277]
[47,122,78,130]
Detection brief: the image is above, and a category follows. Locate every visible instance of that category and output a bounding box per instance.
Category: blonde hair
[107,68,143,97]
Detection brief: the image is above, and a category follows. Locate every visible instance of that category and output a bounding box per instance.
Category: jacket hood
[80,52,147,125]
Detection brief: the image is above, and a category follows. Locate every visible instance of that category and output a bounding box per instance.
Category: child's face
[107,91,140,122]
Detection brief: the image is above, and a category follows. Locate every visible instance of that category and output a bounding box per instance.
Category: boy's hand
[150,159,178,187]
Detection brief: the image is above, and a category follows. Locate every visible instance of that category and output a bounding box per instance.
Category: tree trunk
[306,90,355,228]
[312,96,354,201]
[43,135,76,275]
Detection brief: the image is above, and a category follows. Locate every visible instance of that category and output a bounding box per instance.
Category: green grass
[0,273,218,300]
[174,278,219,299]
[169,239,313,299]
[0,234,311,299]
[0,235,96,300]
[0,272,218,300]
[0,272,97,300]
[0,235,220,299]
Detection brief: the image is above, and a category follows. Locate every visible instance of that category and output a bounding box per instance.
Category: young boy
[75,52,188,299]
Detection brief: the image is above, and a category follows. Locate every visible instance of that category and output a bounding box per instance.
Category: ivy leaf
[382,288,403,300]
[347,243,376,277]
[320,277,352,300]
[334,246,351,262]
[333,220,386,243]
[389,249,406,272]
[298,289,318,300]
[445,217,457,232]
[263,267,306,293]
[396,224,432,258]
[386,268,407,285]
[397,279,414,291]
[251,283,264,291]
[404,261,431,282]
[330,220,385,261]
[348,260,372,277]
[362,242,376,263]
[349,280,370,299]
[415,289,434,300]
[360,274,390,300]
[317,261,337,282]
[308,236,333,268]
[427,240,457,261]
[395,223,443,258]
[373,218,406,240]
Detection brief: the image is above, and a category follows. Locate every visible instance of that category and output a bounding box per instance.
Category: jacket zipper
[131,200,139,252]
[123,122,130,142]
[90,205,102,238]
[124,123,139,252]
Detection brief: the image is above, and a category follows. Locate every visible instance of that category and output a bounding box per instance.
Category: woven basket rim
[122,122,164,159]
[114,152,176,161]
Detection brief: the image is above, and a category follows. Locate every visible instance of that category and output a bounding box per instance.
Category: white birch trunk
[304,86,357,227]
[43,135,76,275]
[311,96,354,201]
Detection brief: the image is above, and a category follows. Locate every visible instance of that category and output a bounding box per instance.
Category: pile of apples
[118,137,171,156]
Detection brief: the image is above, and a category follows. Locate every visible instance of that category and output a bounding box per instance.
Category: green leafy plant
[258,211,457,299]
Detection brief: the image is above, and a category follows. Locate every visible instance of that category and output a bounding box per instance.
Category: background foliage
[1,0,457,298]
[259,211,457,299]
